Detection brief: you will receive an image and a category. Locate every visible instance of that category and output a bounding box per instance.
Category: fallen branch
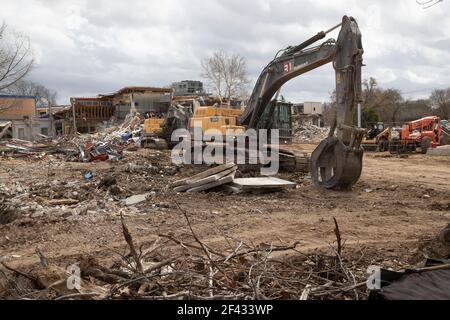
[120,213,144,273]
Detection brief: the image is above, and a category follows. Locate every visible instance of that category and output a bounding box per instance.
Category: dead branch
[120,213,144,273]
[35,247,48,268]
[333,217,342,256]
[0,262,43,289]
[54,292,100,300]
[144,258,175,274]
[158,233,225,258]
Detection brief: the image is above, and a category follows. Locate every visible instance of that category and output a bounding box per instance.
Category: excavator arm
[239,15,365,190]
[240,38,336,128]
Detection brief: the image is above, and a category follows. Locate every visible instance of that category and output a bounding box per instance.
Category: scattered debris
[83,171,94,181]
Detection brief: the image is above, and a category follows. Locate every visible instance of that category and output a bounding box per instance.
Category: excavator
[146,16,365,190]
[238,15,365,189]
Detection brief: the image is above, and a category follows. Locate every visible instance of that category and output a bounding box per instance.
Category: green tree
[362,106,380,127]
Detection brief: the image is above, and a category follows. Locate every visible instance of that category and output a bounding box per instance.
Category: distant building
[67,86,173,134]
[0,95,53,140]
[292,102,324,127]
[303,102,323,115]
[171,80,204,96]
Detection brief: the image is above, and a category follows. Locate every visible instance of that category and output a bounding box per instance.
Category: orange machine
[390,116,442,154]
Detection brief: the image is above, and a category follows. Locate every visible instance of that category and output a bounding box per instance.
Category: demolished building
[104,86,173,120]
[0,95,54,141]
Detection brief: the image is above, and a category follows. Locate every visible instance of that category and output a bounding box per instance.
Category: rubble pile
[292,123,329,144]
[0,115,144,162]
[0,148,182,226]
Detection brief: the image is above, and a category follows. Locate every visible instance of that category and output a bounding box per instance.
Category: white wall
[303,102,323,115]
[12,119,52,141]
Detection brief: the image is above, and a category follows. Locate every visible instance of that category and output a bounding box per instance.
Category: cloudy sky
[1,0,449,104]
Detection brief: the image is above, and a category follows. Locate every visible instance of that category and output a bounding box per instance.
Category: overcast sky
[1,0,449,104]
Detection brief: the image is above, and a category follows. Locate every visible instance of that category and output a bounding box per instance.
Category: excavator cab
[366,123,385,140]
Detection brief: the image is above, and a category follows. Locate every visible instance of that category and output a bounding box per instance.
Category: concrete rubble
[0,115,143,162]
[292,123,329,144]
[427,145,450,156]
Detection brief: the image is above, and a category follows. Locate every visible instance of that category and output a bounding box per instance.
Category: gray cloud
[1,0,449,104]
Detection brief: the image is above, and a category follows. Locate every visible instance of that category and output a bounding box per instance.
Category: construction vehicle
[389,116,445,154]
[142,16,364,189]
[189,106,245,136]
[143,117,164,135]
[237,15,365,189]
[140,103,192,149]
[361,123,392,152]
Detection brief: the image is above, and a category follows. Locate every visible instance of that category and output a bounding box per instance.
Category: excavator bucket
[311,136,363,190]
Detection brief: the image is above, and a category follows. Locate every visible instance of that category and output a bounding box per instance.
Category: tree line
[323,77,450,127]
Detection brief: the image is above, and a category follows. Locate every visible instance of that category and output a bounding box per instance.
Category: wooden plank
[173,175,217,192]
[171,162,236,188]
[186,175,234,193]
[173,166,237,192]
[231,177,296,190]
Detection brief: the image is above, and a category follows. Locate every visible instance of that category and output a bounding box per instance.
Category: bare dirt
[1,144,450,274]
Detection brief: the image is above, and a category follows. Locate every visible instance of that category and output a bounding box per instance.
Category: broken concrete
[123,193,150,206]
[427,145,450,156]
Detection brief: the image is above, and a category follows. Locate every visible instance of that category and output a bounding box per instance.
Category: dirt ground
[1,144,450,275]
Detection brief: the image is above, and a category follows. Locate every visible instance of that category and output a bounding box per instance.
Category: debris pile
[0,116,145,162]
[0,214,373,300]
[0,148,182,225]
[292,123,329,144]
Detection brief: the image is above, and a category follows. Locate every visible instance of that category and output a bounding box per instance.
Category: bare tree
[0,22,34,92]
[201,51,249,102]
[430,88,450,119]
[375,88,404,124]
[5,80,57,106]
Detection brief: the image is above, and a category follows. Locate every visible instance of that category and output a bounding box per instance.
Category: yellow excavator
[141,103,245,147]
[188,106,245,136]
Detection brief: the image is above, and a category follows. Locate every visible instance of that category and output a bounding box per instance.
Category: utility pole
[48,100,54,136]
[357,102,362,128]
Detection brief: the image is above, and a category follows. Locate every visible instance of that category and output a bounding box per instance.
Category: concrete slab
[427,145,450,156]
[231,177,296,190]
